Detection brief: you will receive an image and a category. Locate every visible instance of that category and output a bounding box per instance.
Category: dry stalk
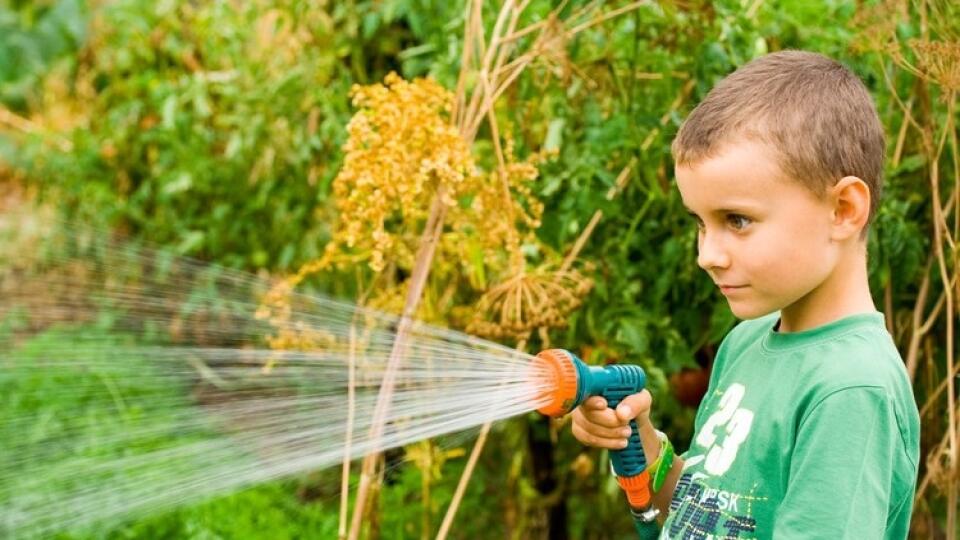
[565,1,650,36]
[560,159,636,274]
[343,2,654,537]
[338,323,359,539]
[919,354,960,418]
[333,278,380,528]
[891,96,913,167]
[877,58,925,137]
[641,79,696,152]
[905,257,934,379]
[435,337,528,540]
[926,92,957,482]
[438,159,637,537]
[464,1,652,142]
[348,193,449,540]
[0,106,73,151]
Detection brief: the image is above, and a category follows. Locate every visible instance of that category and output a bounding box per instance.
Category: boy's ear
[829,176,871,241]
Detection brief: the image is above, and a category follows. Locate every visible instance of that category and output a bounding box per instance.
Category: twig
[928,92,958,466]
[918,357,960,417]
[560,159,636,274]
[641,79,696,152]
[891,97,913,167]
[338,323,359,539]
[347,192,449,540]
[877,57,924,137]
[565,1,651,36]
[435,339,528,540]
[0,107,73,151]
[906,256,934,380]
[453,0,479,127]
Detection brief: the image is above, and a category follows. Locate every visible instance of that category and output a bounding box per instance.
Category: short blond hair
[672,50,885,223]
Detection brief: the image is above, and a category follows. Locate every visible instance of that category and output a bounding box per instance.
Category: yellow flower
[258,73,560,359]
[330,72,477,273]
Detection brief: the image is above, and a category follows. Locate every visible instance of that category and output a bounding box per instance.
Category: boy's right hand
[571,390,653,449]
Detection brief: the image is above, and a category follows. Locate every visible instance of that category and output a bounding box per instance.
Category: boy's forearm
[652,456,683,519]
[636,420,682,518]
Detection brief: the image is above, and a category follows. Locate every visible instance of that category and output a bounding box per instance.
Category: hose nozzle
[533,349,580,417]
[533,348,647,419]
[533,348,658,535]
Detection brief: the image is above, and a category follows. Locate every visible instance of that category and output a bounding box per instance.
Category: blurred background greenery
[1,0,956,538]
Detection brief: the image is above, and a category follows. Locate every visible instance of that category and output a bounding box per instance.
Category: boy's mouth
[717,284,747,295]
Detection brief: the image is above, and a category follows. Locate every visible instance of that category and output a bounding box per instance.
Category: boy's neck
[778,243,876,333]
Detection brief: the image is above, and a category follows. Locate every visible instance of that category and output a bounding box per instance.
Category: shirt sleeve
[773,386,899,539]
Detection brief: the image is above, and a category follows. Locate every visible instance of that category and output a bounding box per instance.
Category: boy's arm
[636,420,683,518]
[574,395,684,518]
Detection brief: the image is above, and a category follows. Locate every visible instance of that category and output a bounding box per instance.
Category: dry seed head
[910,39,960,91]
[447,140,549,273]
[849,0,906,54]
[263,74,556,348]
[467,265,593,340]
[331,72,476,273]
[925,431,959,491]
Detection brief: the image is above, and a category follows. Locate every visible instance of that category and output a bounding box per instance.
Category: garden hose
[534,349,660,539]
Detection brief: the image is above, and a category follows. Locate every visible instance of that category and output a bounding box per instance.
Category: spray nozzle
[533,349,647,418]
[533,348,660,537]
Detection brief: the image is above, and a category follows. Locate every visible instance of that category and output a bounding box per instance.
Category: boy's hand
[571,390,653,449]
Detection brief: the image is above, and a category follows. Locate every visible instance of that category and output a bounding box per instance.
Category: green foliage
[2,324,343,539]
[3,0,947,536]
[11,1,342,269]
[85,482,339,540]
[0,0,87,111]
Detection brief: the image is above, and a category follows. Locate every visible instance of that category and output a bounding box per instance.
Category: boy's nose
[697,231,730,270]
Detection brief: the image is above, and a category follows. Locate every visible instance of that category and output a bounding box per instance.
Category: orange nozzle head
[534,349,579,417]
[617,471,652,509]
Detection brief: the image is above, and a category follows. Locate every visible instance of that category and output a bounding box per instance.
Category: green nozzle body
[537,349,648,476]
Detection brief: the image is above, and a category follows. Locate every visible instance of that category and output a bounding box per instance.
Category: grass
[1,322,343,539]
[0,318,502,540]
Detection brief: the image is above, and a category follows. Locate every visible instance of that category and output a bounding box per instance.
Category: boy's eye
[726,214,752,230]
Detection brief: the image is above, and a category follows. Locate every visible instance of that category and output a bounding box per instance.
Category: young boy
[572,51,921,538]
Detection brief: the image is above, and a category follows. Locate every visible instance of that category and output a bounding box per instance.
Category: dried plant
[849,0,906,55]
[466,265,593,341]
[331,74,477,273]
[862,0,960,534]
[909,39,960,92]
[248,1,651,538]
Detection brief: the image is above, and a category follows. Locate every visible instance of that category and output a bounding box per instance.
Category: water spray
[533,349,660,539]
[0,225,659,538]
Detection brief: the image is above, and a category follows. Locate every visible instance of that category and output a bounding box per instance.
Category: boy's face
[675,139,840,320]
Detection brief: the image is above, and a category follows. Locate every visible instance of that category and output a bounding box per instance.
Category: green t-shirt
[660,312,920,539]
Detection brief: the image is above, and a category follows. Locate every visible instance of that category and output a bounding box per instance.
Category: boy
[573,51,921,538]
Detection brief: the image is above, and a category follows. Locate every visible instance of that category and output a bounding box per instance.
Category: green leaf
[544,118,565,152]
